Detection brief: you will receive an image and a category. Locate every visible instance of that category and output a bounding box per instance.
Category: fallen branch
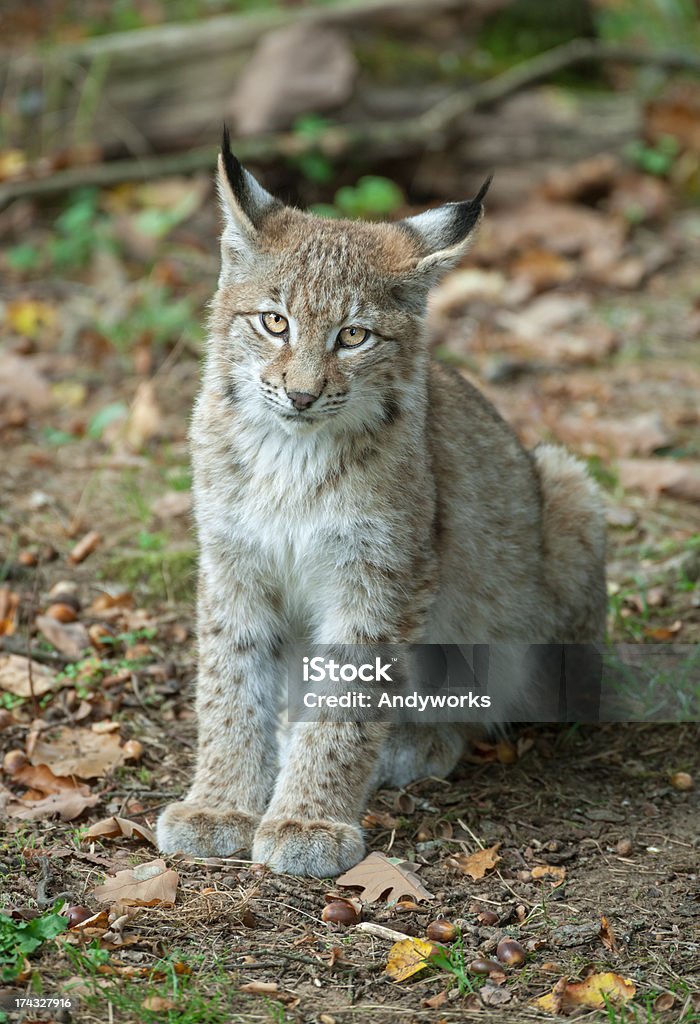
[1,39,699,207]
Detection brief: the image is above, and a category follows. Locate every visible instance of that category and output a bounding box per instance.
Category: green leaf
[88,401,128,440]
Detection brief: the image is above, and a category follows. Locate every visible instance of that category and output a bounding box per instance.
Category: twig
[0,635,72,666]
[1,38,699,207]
[355,922,409,942]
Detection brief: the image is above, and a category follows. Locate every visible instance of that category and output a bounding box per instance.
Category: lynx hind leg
[533,444,607,641]
[374,723,469,789]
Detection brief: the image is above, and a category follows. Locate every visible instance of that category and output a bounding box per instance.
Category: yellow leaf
[7,299,56,339]
[534,972,636,1014]
[385,937,435,983]
[566,972,636,1009]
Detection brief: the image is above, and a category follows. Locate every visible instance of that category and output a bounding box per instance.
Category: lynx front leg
[253,558,432,876]
[157,546,283,857]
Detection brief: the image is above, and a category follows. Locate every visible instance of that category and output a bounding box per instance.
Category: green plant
[291,115,334,184]
[625,136,680,177]
[0,903,68,982]
[313,176,404,220]
[429,931,483,995]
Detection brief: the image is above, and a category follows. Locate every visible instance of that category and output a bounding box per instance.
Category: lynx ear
[398,176,492,294]
[217,125,280,261]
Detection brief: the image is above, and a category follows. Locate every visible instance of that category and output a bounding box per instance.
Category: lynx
[156,129,606,876]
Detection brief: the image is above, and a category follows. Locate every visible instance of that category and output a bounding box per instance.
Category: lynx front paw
[156,802,259,857]
[252,818,364,877]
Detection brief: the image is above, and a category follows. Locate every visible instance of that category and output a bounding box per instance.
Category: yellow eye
[338,326,370,349]
[261,312,289,336]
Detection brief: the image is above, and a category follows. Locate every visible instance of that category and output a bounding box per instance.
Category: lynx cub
[157,130,606,876]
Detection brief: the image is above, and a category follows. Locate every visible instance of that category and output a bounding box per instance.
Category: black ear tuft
[220,123,247,202]
[474,173,493,206]
[450,174,494,241]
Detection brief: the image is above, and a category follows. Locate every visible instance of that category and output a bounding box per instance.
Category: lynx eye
[337,326,370,349]
[260,312,289,336]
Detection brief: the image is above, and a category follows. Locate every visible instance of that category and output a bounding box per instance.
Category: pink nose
[286,391,317,410]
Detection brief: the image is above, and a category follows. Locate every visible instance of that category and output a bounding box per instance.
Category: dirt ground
[1,126,699,1022]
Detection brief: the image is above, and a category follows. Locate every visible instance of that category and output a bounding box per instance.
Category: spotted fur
[157,139,606,875]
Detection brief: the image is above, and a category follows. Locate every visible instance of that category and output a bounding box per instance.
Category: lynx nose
[286,390,318,411]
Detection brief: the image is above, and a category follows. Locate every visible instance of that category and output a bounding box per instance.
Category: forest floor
[0,123,699,1023]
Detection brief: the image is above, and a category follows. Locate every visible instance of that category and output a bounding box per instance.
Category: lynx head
[210,127,490,436]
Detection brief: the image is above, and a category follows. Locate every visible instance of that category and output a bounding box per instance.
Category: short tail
[533,444,607,641]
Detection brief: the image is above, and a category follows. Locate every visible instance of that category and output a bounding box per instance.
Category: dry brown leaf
[0,587,19,637]
[7,789,99,821]
[31,726,125,779]
[644,621,683,641]
[554,413,672,458]
[385,937,435,983]
[337,851,434,903]
[531,864,567,886]
[142,996,177,1012]
[84,815,157,846]
[93,858,179,906]
[361,810,400,830]
[0,654,59,697]
[447,843,501,880]
[151,490,192,520]
[10,760,86,796]
[600,915,617,952]
[535,972,636,1013]
[125,381,162,449]
[619,459,700,503]
[422,990,448,1009]
[36,615,90,661]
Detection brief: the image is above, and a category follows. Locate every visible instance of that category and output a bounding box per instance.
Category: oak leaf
[0,654,60,697]
[531,864,567,886]
[31,726,125,779]
[336,851,434,903]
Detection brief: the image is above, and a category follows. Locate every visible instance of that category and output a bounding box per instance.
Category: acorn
[496,937,526,966]
[478,909,499,926]
[426,919,457,943]
[122,739,144,761]
[3,749,27,774]
[671,772,693,792]
[322,900,360,926]
[616,838,633,857]
[64,905,94,928]
[470,958,501,975]
[46,602,78,623]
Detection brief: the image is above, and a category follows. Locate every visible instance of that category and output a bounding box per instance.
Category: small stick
[355,922,410,942]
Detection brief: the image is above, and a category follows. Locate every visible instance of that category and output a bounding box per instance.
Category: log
[1,0,505,157]
[1,39,697,208]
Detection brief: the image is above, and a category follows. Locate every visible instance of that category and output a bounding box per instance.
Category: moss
[101,546,197,604]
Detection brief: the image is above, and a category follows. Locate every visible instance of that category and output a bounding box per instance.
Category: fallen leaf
[535,972,636,1013]
[0,654,59,697]
[481,984,512,1006]
[6,299,57,339]
[93,858,179,906]
[385,937,435,982]
[531,864,567,886]
[84,816,157,847]
[361,810,400,830]
[619,459,700,503]
[422,990,448,1009]
[125,381,162,449]
[0,587,19,636]
[10,760,87,796]
[7,789,99,821]
[142,996,177,1011]
[239,982,279,996]
[553,413,672,458]
[36,615,90,661]
[644,621,683,641]
[447,843,501,880]
[600,915,617,952]
[337,851,434,903]
[0,355,52,413]
[30,726,125,779]
[151,490,192,520]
